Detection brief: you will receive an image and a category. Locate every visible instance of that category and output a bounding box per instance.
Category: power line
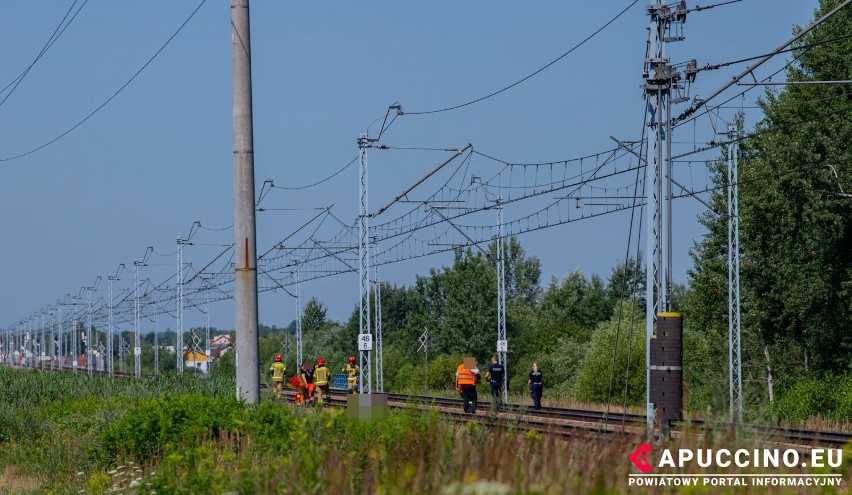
[676,0,852,123]
[271,157,358,190]
[0,0,208,163]
[693,32,852,74]
[675,25,852,131]
[404,0,640,115]
[688,0,744,13]
[0,0,89,103]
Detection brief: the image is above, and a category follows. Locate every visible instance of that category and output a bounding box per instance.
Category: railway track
[281,388,852,448]
[14,365,851,447]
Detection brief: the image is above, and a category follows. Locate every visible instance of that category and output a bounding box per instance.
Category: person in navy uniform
[528,362,543,410]
[485,356,505,410]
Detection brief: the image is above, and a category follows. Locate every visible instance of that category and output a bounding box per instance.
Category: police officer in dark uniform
[528,362,543,410]
[485,356,505,410]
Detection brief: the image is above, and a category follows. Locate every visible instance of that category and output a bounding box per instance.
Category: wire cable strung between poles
[675,0,852,124]
[30,7,852,336]
[404,0,640,115]
[0,0,208,163]
[0,0,89,104]
[271,157,358,190]
[603,122,647,430]
[691,32,852,74]
[687,0,744,13]
[667,15,852,145]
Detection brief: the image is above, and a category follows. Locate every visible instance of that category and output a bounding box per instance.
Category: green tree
[606,255,645,308]
[540,270,611,329]
[489,236,543,304]
[301,298,327,333]
[738,0,852,372]
[686,0,852,418]
[573,304,645,406]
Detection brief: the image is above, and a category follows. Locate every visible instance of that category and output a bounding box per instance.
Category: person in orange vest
[456,358,480,414]
[314,358,331,406]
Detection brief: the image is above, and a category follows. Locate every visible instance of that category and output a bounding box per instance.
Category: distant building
[185,350,214,373]
[210,335,234,347]
[208,335,234,358]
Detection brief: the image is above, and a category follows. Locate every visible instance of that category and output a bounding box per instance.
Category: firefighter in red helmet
[342,355,359,394]
[268,354,286,398]
[314,357,331,405]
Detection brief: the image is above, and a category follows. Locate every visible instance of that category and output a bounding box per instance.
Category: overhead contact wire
[405,0,640,115]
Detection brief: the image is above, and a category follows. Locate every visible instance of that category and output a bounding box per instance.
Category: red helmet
[348,355,356,363]
[274,354,282,362]
[317,358,325,366]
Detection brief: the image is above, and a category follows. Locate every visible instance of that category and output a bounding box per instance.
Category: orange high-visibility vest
[457,364,476,386]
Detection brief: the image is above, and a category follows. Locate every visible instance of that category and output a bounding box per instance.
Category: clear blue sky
[0,1,819,332]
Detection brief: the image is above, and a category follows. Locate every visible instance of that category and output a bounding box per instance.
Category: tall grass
[0,366,849,494]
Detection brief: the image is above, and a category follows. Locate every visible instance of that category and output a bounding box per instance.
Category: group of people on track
[455,357,543,413]
[268,353,361,405]
[270,352,544,411]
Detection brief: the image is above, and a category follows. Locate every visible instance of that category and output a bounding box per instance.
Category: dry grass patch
[0,466,40,494]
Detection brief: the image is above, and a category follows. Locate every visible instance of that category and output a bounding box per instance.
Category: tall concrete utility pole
[232,0,260,404]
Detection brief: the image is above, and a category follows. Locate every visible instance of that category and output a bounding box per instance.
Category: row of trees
[245,238,653,408]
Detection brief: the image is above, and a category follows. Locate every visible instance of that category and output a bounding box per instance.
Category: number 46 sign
[358,334,373,351]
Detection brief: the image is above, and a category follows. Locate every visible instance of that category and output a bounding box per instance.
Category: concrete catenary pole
[231,0,260,403]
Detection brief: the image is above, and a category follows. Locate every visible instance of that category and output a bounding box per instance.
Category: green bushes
[772,375,852,424]
[102,394,247,461]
